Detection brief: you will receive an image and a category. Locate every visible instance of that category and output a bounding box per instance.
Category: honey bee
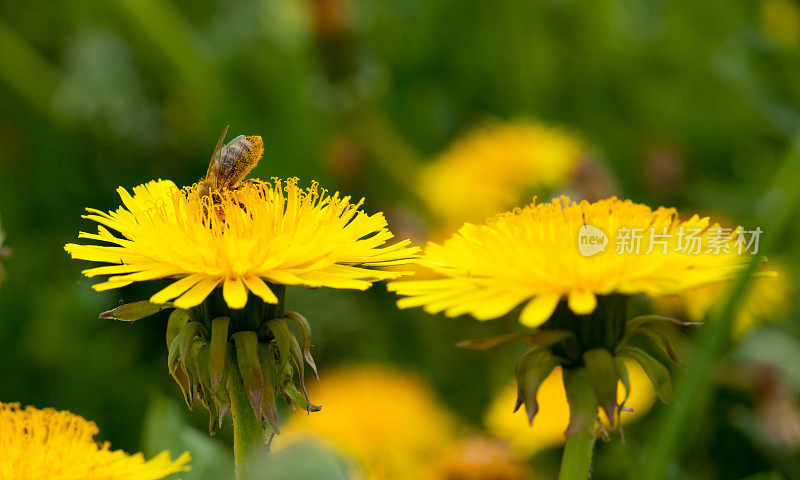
[198,125,264,200]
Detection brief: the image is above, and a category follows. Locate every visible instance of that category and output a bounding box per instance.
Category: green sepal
[285,383,322,413]
[209,317,230,393]
[525,330,581,360]
[232,331,264,421]
[563,366,599,437]
[514,348,559,424]
[277,353,295,391]
[625,314,700,332]
[257,343,280,433]
[167,328,194,408]
[583,348,619,426]
[621,346,674,403]
[626,326,683,366]
[620,315,689,367]
[615,357,631,407]
[264,318,292,372]
[289,335,311,409]
[524,329,577,348]
[284,311,318,379]
[166,309,191,347]
[195,344,221,435]
[455,333,523,349]
[100,301,175,321]
[215,347,234,429]
[177,322,201,383]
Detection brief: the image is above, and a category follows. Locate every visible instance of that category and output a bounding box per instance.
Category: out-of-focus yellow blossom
[286,365,457,480]
[389,196,748,328]
[0,402,190,480]
[761,0,800,48]
[418,121,584,225]
[485,361,656,458]
[655,264,793,339]
[423,436,532,480]
[65,178,417,310]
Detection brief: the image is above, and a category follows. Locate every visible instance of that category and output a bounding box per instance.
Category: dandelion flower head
[389,196,749,327]
[0,402,190,480]
[761,0,800,48]
[65,178,418,310]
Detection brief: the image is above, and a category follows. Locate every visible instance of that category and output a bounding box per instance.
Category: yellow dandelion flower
[389,196,748,328]
[485,361,656,458]
[761,0,800,48]
[423,436,532,480]
[285,365,457,480]
[0,402,190,480]
[418,121,584,225]
[65,178,418,310]
[654,264,793,340]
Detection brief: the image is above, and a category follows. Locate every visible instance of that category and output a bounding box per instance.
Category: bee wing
[206,125,230,180]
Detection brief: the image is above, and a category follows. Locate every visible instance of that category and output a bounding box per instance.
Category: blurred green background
[1,1,800,479]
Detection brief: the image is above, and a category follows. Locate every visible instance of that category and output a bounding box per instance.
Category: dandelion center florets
[389,196,750,328]
[65,177,418,310]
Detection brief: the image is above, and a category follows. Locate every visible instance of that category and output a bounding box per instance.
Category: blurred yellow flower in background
[285,365,458,480]
[761,0,800,48]
[0,402,190,480]
[423,436,532,480]
[654,264,793,340]
[65,178,417,310]
[390,196,749,328]
[418,121,584,226]
[485,361,656,458]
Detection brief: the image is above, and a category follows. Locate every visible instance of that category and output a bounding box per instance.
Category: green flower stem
[229,366,265,480]
[558,426,596,480]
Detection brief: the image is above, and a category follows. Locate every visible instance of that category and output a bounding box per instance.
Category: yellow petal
[519,294,561,327]
[92,280,132,292]
[173,278,219,309]
[150,275,205,304]
[568,290,597,315]
[242,276,279,303]
[223,277,248,309]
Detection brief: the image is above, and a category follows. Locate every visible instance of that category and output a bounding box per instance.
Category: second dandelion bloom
[389,195,757,478]
[390,196,751,328]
